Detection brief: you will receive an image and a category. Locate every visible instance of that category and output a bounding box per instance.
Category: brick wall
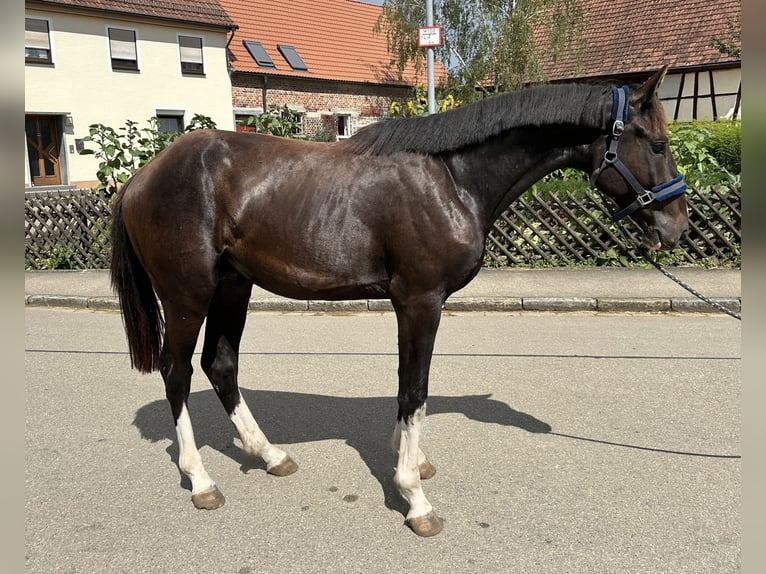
[232,73,411,139]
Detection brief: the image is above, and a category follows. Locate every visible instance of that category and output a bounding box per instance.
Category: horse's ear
[631,65,669,106]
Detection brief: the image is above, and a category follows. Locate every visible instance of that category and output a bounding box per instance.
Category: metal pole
[426,0,436,115]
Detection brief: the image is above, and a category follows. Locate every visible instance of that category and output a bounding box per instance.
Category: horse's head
[589,66,689,250]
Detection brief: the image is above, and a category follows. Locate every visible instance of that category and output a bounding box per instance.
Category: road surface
[25,308,740,573]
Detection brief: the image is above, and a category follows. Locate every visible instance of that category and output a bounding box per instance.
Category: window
[25,18,52,64]
[243,41,275,68]
[660,69,742,121]
[235,112,260,132]
[179,35,204,75]
[337,115,351,139]
[277,44,308,72]
[286,110,304,135]
[156,112,184,134]
[109,27,138,71]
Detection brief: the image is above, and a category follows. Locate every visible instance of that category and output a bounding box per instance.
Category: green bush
[79,114,217,195]
[35,246,77,270]
[702,120,741,174]
[238,105,306,138]
[668,120,741,186]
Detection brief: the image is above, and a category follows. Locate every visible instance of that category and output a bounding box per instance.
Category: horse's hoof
[267,455,299,477]
[405,512,444,537]
[191,486,225,510]
[419,460,437,480]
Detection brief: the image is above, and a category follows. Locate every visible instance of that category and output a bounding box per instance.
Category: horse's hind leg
[160,305,225,510]
[201,268,298,477]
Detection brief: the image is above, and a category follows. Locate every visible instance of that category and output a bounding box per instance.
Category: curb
[25,294,742,315]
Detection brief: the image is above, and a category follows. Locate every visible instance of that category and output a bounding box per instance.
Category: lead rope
[609,215,742,321]
[638,245,741,320]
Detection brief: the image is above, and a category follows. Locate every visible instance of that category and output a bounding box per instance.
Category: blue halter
[590,86,687,222]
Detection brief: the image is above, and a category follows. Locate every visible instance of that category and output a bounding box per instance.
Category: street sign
[417,26,442,48]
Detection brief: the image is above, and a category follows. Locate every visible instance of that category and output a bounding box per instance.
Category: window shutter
[179,36,203,64]
[25,18,50,50]
[109,29,136,60]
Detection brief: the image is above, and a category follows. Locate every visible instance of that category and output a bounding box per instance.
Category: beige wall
[25,9,234,187]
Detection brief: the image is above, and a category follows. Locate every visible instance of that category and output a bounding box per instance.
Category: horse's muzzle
[642,222,687,251]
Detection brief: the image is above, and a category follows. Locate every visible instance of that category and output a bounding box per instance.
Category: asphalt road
[25,308,741,573]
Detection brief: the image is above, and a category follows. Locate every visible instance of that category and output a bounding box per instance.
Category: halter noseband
[590,86,687,222]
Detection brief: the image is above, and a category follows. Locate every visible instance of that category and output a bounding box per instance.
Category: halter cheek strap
[590,86,687,222]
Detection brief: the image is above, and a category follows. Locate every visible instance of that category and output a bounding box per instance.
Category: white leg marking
[230,393,288,468]
[176,403,216,495]
[390,420,430,467]
[393,404,433,521]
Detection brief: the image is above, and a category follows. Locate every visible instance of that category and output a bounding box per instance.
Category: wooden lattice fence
[25,188,112,270]
[25,184,741,270]
[484,184,741,267]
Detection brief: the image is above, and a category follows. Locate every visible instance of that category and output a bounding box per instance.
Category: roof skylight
[277,44,308,72]
[243,40,276,68]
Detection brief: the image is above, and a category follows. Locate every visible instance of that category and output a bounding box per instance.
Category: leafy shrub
[238,105,306,138]
[310,129,336,142]
[668,120,740,187]
[702,120,741,174]
[79,114,217,195]
[35,246,77,270]
[389,83,462,117]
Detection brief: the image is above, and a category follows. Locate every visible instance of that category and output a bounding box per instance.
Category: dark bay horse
[110,67,688,537]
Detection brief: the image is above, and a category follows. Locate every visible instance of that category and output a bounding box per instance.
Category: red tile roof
[220,0,426,85]
[539,0,741,80]
[28,0,236,29]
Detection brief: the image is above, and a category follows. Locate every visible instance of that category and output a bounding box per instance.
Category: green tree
[376,0,586,101]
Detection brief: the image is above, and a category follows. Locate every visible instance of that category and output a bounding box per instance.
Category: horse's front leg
[391,292,445,537]
[389,423,437,480]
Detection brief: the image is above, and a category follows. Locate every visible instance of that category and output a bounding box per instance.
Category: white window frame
[332,109,358,139]
[336,114,352,139]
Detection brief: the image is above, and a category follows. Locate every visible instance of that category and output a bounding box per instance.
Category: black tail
[110,183,164,373]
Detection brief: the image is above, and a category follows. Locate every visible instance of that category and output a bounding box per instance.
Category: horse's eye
[651,141,667,154]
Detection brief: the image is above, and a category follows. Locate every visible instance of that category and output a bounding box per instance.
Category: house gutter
[226,25,239,75]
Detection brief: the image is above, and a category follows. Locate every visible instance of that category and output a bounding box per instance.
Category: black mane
[344,83,611,156]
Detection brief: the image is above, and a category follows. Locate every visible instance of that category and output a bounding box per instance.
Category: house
[537,0,741,121]
[24,0,237,189]
[218,0,430,140]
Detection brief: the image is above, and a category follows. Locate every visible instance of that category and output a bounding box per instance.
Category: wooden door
[26,115,62,186]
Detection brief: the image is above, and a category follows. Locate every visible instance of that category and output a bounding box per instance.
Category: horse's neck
[446,127,597,231]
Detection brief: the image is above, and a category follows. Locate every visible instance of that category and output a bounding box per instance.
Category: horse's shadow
[132,390,551,515]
